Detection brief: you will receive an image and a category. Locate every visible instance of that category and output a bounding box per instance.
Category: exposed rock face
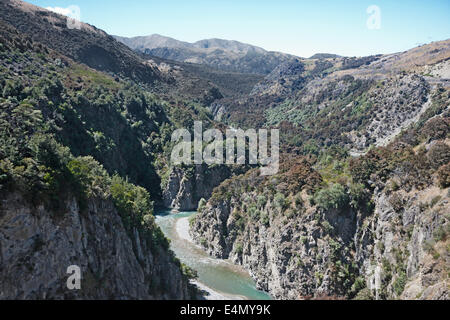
[353,186,449,300]
[163,165,232,211]
[346,74,431,151]
[250,59,306,96]
[0,193,192,300]
[191,185,449,300]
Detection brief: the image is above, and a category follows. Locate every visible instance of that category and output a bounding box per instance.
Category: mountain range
[114,34,299,75]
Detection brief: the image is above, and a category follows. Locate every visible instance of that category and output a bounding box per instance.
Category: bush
[198,198,207,211]
[349,156,376,185]
[294,193,304,209]
[2,79,23,98]
[389,193,405,212]
[393,271,407,296]
[421,117,449,142]
[257,195,267,208]
[437,163,450,188]
[260,212,270,226]
[181,263,198,280]
[314,183,349,210]
[349,182,373,211]
[30,134,71,172]
[110,175,154,231]
[353,288,374,300]
[274,193,288,211]
[433,225,449,242]
[67,156,110,198]
[428,142,450,169]
[235,243,243,255]
[248,205,260,220]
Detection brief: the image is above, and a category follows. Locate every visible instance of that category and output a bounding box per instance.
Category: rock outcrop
[191,183,449,300]
[0,192,193,300]
[162,165,232,211]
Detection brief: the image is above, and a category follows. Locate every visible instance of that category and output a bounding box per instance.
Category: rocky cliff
[191,184,448,300]
[162,165,232,211]
[190,117,450,300]
[0,192,194,300]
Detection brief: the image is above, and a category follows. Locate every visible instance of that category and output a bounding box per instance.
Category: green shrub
[181,263,198,280]
[274,193,288,211]
[257,195,267,208]
[430,196,442,208]
[433,225,449,242]
[248,205,260,220]
[188,214,197,228]
[109,175,164,248]
[389,193,405,212]
[110,175,154,221]
[67,156,110,198]
[350,277,366,298]
[294,193,304,209]
[198,198,207,211]
[260,212,270,226]
[349,182,372,211]
[437,163,450,188]
[428,142,450,169]
[235,243,243,255]
[353,288,374,300]
[234,214,246,231]
[393,271,407,296]
[314,183,349,210]
[321,220,334,234]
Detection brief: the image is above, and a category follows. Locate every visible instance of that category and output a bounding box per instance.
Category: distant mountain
[309,53,342,59]
[115,34,299,75]
[0,0,263,103]
[115,34,190,51]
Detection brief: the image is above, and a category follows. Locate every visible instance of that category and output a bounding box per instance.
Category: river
[155,210,272,300]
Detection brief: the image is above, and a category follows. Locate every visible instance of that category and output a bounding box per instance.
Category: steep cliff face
[190,189,360,299]
[191,183,448,300]
[359,186,449,300]
[0,192,193,300]
[190,117,450,300]
[162,165,232,211]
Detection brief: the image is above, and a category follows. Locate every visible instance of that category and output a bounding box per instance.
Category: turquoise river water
[155,210,272,300]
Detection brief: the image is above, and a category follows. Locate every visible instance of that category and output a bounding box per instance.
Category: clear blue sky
[27,0,450,58]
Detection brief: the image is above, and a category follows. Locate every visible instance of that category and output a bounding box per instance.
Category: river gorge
[155,210,272,300]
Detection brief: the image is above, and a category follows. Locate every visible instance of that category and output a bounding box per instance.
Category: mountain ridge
[115,33,299,75]
[115,34,276,55]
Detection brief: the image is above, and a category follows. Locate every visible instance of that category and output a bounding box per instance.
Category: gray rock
[0,193,192,300]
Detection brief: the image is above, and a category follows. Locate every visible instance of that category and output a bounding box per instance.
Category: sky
[27,0,450,58]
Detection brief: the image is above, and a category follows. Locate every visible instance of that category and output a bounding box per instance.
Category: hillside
[0,0,256,105]
[188,38,450,300]
[0,13,206,299]
[0,0,164,85]
[115,34,299,75]
[191,98,450,300]
[142,54,264,99]
[208,40,450,155]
